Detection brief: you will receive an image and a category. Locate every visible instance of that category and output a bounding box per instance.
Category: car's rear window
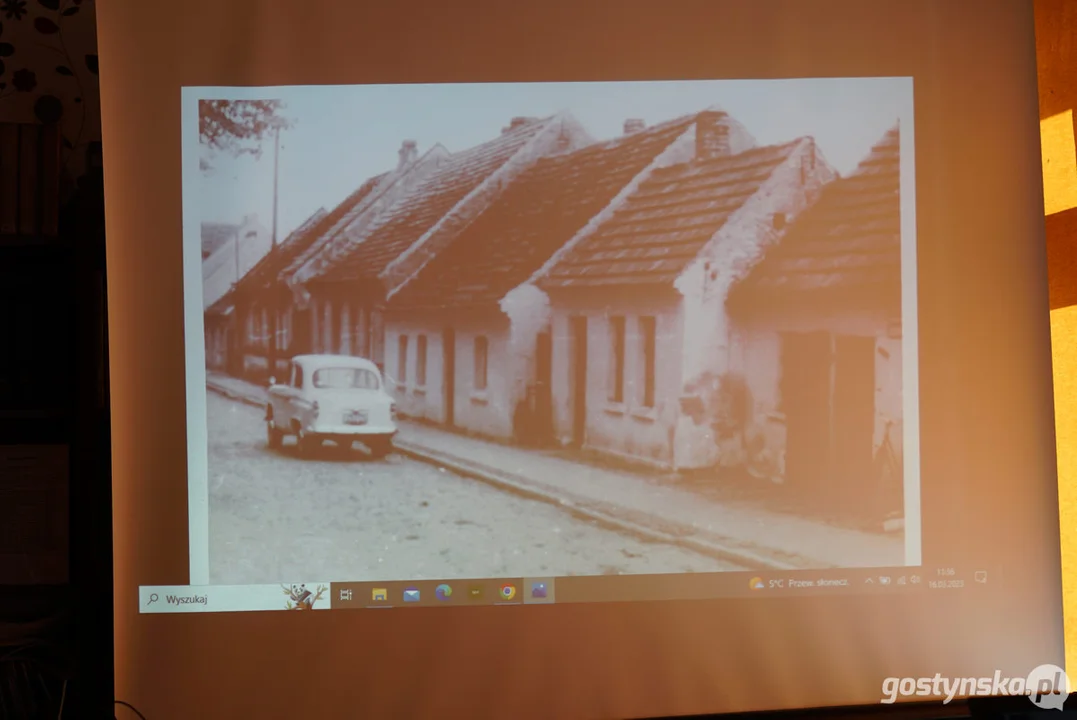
[311,367,380,390]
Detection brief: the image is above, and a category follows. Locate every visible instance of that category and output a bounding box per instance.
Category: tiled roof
[729,126,900,306]
[387,118,697,310]
[537,139,801,289]
[281,170,393,280]
[314,118,555,287]
[232,172,388,298]
[201,222,237,259]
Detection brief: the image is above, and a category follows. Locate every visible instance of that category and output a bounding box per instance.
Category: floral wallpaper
[0,0,99,195]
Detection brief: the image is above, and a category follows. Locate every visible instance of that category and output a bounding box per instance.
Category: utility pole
[269,123,281,377]
[272,124,280,248]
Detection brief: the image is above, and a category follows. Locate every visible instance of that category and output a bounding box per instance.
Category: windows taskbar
[138,567,994,614]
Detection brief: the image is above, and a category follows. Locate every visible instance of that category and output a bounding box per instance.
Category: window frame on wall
[340,304,352,356]
[608,315,626,404]
[416,334,428,387]
[474,335,488,391]
[397,334,409,385]
[639,315,657,409]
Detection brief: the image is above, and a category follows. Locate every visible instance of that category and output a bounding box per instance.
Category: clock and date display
[928,568,965,589]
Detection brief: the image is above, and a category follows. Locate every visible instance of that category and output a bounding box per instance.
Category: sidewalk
[205,371,905,571]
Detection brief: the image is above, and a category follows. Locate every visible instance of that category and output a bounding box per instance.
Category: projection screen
[99,0,1063,717]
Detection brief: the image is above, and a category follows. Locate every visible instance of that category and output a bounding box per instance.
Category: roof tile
[387,117,696,309]
[730,126,900,305]
[315,118,554,287]
[539,139,801,289]
[231,173,387,298]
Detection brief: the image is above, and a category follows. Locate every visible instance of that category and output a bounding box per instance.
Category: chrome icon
[749,577,765,590]
[499,584,516,600]
[435,584,452,600]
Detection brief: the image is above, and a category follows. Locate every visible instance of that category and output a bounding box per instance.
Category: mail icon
[372,588,387,601]
[403,588,421,602]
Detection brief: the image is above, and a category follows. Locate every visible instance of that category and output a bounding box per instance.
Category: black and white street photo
[183,79,918,585]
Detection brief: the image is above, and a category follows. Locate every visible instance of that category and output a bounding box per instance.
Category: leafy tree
[198,99,293,171]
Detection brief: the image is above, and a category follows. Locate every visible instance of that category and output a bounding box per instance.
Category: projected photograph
[182,79,917,585]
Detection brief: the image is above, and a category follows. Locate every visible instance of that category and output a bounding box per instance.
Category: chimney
[398,140,418,170]
[503,116,537,134]
[624,118,646,135]
[696,111,730,161]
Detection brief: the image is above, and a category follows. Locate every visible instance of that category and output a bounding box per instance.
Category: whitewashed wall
[384,312,515,439]
[547,294,684,468]
[672,138,837,469]
[384,317,446,424]
[730,305,904,483]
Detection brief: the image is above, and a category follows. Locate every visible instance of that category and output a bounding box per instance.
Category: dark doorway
[570,317,588,447]
[443,327,456,427]
[832,335,877,508]
[780,331,832,491]
[533,329,554,444]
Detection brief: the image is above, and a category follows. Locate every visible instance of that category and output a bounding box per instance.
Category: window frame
[474,335,489,391]
[416,334,428,387]
[639,316,657,409]
[608,315,626,404]
[397,334,409,385]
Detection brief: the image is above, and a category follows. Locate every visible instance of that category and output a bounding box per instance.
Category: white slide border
[897,77,922,566]
[180,80,921,585]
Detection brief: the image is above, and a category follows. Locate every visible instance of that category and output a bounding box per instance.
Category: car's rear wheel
[266,420,284,449]
[296,429,318,457]
[365,437,393,460]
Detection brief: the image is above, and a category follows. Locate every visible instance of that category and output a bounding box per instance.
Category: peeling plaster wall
[672,139,837,469]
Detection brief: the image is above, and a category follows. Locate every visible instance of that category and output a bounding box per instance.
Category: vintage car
[265,354,398,458]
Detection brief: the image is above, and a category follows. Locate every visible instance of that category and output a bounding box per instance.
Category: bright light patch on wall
[1042,110,1077,216]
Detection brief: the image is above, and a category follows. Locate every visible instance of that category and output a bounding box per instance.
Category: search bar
[139,583,332,613]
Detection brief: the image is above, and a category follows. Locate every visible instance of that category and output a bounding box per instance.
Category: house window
[340,304,352,355]
[260,308,269,350]
[371,311,385,366]
[640,316,656,408]
[355,307,368,357]
[275,309,286,350]
[608,316,626,403]
[474,336,488,391]
[322,301,333,355]
[282,307,292,351]
[398,335,409,385]
[416,335,428,386]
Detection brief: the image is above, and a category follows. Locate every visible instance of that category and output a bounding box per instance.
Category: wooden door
[780,331,832,491]
[832,335,877,511]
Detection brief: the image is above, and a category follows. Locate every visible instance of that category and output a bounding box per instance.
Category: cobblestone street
[206,392,742,583]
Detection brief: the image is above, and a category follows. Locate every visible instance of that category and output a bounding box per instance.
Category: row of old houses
[202,107,904,508]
